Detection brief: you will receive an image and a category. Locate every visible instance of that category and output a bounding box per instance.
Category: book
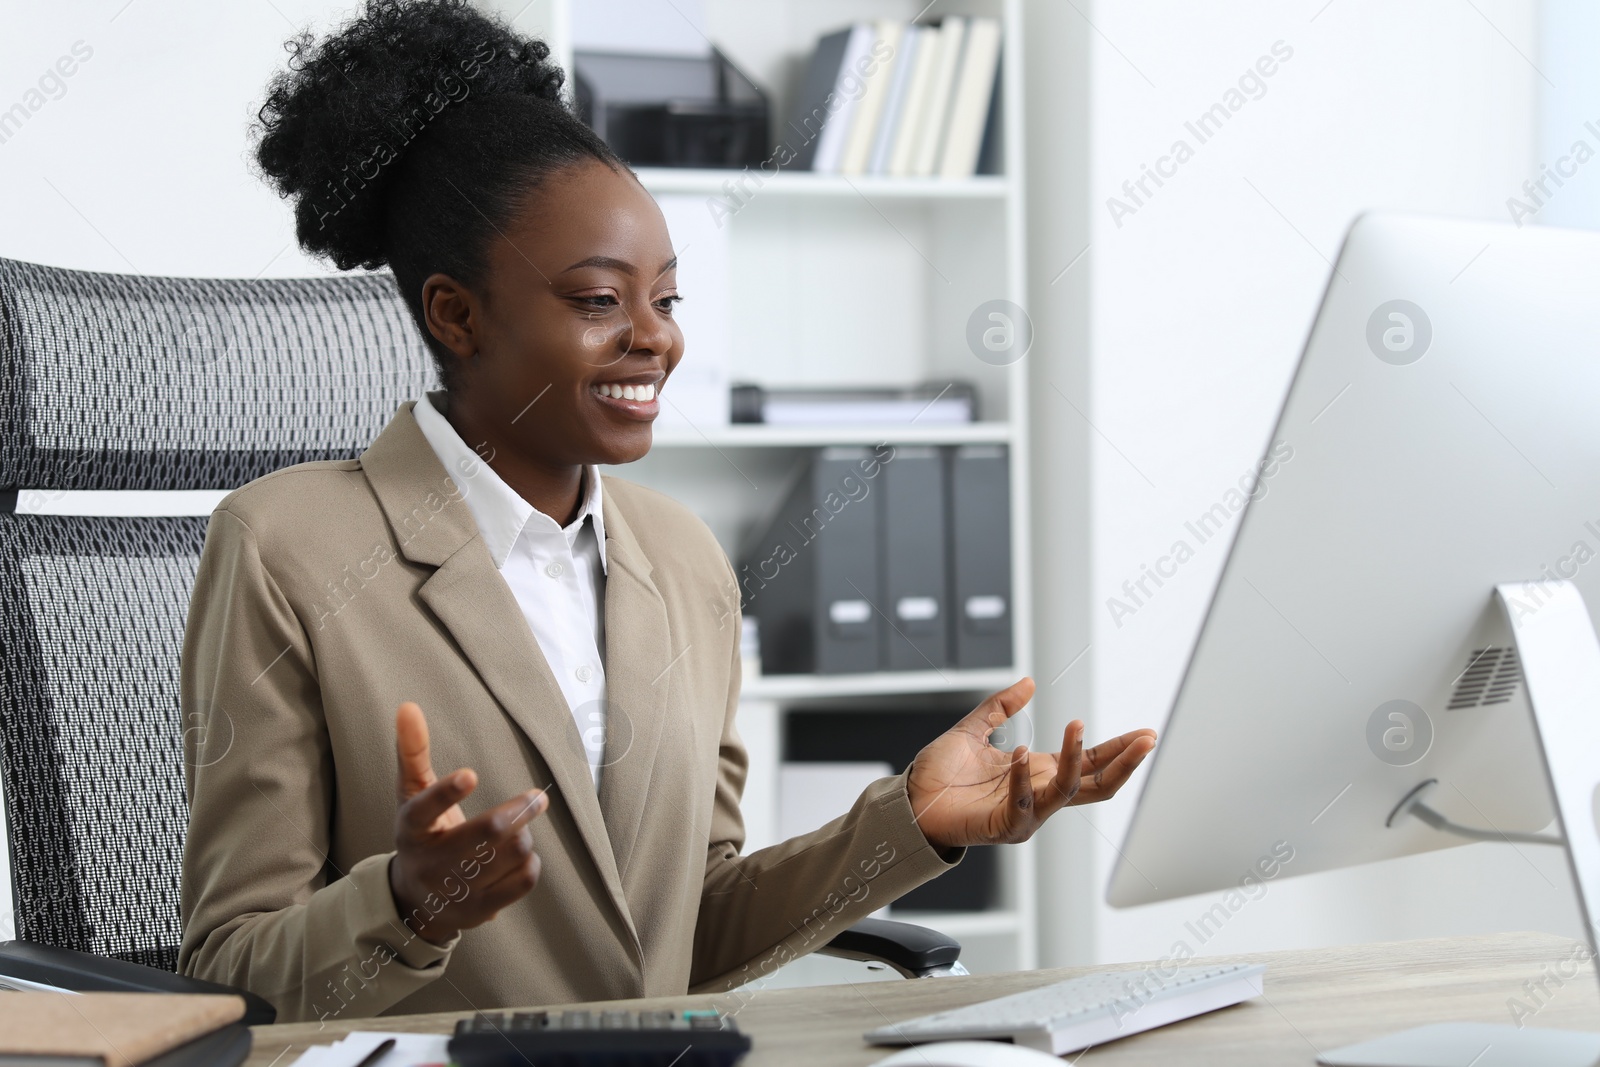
[811,23,877,174]
[974,56,1005,175]
[783,26,855,171]
[938,17,1004,178]
[838,20,904,175]
[868,24,924,174]
[0,992,245,1067]
[886,25,940,177]
[910,17,968,178]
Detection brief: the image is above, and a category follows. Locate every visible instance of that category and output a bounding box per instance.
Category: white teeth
[593,382,658,401]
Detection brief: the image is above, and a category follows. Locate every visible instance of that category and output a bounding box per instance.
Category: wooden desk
[246,932,1600,1065]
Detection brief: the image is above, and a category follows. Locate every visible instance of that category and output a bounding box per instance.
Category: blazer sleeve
[688,562,964,991]
[177,507,457,1023]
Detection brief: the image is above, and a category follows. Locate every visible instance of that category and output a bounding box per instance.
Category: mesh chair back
[0,514,206,969]
[0,257,435,969]
[0,257,434,491]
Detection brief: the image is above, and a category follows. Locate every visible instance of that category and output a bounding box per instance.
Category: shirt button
[575,665,593,683]
[545,561,565,578]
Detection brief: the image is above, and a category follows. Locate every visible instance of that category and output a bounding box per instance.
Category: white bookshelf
[649,421,1013,448]
[632,167,1011,200]
[742,667,1019,703]
[482,0,1035,977]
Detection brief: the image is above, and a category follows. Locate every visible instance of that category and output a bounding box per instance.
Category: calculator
[448,1008,753,1067]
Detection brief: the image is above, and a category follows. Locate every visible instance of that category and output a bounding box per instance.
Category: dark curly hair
[253,0,624,383]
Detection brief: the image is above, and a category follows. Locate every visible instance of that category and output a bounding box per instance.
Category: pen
[351,1037,396,1067]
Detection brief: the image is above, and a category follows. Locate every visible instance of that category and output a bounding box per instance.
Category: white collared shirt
[412,392,609,789]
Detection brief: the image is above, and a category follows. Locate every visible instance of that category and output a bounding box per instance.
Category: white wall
[1025,0,1583,969]
[0,1,372,276]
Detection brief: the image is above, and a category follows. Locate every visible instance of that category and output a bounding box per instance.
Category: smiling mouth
[590,381,657,402]
[589,379,661,420]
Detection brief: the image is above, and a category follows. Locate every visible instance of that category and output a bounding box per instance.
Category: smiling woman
[175,0,1153,1025]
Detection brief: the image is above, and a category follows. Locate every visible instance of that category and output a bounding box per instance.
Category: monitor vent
[1447,646,1522,709]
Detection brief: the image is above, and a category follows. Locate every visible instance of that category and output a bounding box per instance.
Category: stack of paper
[286,1032,449,1067]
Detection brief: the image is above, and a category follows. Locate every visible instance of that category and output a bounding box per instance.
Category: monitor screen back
[1109,213,1600,908]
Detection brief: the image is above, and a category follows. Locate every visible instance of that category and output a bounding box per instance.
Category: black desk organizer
[575,48,769,169]
[785,709,999,913]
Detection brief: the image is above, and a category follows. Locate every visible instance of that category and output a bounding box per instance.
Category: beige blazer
[177,402,959,1024]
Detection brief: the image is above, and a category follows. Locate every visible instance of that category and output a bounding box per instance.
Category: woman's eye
[579,294,618,309]
[654,294,684,313]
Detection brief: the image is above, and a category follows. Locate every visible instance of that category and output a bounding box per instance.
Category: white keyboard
[864,962,1267,1055]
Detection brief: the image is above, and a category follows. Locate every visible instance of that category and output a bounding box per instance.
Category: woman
[177,0,1156,1024]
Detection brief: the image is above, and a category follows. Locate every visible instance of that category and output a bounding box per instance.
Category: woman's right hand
[388,701,550,945]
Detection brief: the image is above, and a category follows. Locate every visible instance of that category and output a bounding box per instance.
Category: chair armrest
[0,940,276,1025]
[818,918,964,979]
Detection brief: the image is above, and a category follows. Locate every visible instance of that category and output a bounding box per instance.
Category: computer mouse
[870,1040,1065,1067]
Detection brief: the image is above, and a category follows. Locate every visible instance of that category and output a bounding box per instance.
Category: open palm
[907,678,1157,849]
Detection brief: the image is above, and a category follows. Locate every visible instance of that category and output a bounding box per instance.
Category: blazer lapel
[595,486,673,883]
[361,403,637,945]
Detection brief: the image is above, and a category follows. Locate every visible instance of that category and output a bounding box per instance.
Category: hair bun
[254,0,566,270]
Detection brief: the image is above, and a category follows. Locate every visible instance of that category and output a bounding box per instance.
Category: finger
[400,767,478,835]
[458,788,549,845]
[1042,719,1085,815]
[1078,734,1156,801]
[1083,728,1159,769]
[478,850,544,916]
[395,702,438,801]
[953,676,1038,742]
[1006,745,1034,823]
[462,810,542,887]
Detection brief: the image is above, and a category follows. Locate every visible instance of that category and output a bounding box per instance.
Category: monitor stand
[1319,580,1600,1067]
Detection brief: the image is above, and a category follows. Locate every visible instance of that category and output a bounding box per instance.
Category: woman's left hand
[908,678,1157,850]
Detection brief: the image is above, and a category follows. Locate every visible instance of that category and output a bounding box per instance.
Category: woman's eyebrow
[560,255,678,276]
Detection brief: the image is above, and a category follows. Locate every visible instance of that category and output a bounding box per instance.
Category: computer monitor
[1107,213,1600,1063]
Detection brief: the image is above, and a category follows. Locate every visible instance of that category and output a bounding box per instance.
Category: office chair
[0,256,962,1024]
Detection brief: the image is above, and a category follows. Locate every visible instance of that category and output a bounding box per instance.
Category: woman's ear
[421,273,478,367]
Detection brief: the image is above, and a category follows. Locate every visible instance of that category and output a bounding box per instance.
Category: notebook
[0,992,245,1067]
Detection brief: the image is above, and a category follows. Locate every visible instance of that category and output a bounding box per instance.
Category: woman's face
[429,158,685,469]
